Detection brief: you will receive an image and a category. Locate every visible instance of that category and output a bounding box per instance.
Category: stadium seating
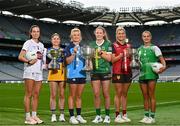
[1,15,180,46]
[0,61,48,81]
[0,15,180,82]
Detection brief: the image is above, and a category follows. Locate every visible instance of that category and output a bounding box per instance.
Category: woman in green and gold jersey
[90,26,112,124]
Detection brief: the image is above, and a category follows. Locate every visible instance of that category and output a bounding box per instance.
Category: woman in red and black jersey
[112,26,132,123]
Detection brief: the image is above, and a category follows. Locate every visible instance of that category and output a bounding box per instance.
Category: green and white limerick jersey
[90,40,112,74]
[138,44,162,80]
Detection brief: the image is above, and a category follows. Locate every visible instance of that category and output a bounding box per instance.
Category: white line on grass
[1,100,179,114]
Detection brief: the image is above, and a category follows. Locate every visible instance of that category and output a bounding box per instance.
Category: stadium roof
[0,0,180,25]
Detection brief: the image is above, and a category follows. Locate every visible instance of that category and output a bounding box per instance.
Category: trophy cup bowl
[81,46,95,72]
[48,49,62,70]
[130,48,139,69]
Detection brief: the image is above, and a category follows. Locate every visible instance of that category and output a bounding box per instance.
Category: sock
[76,108,81,115]
[51,109,56,115]
[96,108,101,116]
[144,110,149,117]
[25,112,31,119]
[115,111,120,117]
[60,109,64,114]
[32,111,37,117]
[69,109,74,117]
[150,112,155,118]
[105,109,110,116]
[122,110,126,116]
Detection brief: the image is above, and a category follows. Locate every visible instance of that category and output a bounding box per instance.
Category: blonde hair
[70,27,82,42]
[94,26,109,41]
[116,26,126,41]
[116,26,126,35]
[142,30,152,38]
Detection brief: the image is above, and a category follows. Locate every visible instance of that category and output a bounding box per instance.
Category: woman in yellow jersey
[47,33,66,122]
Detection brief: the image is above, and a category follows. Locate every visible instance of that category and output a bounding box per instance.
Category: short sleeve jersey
[90,40,112,74]
[22,39,45,73]
[65,42,86,79]
[138,44,162,80]
[112,42,132,74]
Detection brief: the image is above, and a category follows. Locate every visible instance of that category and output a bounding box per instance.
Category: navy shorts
[67,78,86,84]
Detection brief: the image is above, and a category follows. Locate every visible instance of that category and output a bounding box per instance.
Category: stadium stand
[1,15,180,45]
[0,0,180,82]
[0,61,48,81]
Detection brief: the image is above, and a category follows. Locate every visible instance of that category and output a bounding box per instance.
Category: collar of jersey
[96,40,104,47]
[31,39,40,44]
[115,41,127,46]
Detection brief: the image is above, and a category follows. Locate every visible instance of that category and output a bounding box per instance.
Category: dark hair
[51,33,61,40]
[29,25,40,40]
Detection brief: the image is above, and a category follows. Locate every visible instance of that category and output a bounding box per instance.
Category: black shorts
[112,74,132,83]
[91,73,111,81]
[67,78,86,84]
[139,79,157,84]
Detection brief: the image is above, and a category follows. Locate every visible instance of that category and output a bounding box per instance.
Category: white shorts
[23,72,43,81]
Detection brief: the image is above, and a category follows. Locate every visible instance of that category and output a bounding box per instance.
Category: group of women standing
[18,25,166,125]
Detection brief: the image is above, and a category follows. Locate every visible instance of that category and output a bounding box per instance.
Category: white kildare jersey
[22,39,45,73]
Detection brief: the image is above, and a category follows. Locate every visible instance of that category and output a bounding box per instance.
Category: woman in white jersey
[18,25,45,125]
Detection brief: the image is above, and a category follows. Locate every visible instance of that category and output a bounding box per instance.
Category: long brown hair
[29,25,41,41]
[94,26,109,41]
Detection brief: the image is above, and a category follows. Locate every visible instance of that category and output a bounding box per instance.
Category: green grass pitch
[0,82,180,125]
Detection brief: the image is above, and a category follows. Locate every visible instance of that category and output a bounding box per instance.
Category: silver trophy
[47,48,64,70]
[130,48,139,69]
[81,45,95,72]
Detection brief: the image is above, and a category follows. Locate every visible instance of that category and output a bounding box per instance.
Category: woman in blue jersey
[65,28,87,124]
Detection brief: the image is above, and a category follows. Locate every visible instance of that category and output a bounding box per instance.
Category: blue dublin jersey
[65,42,86,79]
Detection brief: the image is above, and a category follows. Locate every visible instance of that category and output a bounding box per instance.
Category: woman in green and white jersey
[138,31,166,124]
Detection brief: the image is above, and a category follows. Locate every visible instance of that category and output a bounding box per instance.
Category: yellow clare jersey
[48,63,66,81]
